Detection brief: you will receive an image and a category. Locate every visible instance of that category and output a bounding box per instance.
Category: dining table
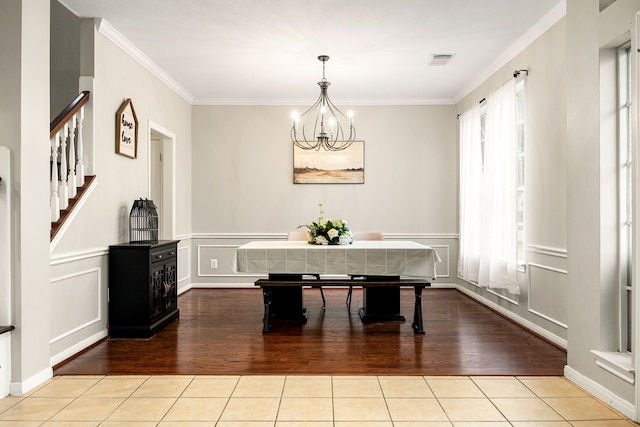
[235,240,441,333]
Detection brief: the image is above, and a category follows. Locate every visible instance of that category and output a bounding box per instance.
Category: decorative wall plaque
[116,98,138,159]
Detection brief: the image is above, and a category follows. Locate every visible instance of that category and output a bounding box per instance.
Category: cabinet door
[164,259,178,312]
[150,263,166,322]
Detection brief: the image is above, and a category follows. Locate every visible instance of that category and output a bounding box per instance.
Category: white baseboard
[49,330,107,367]
[10,366,53,396]
[188,281,458,290]
[564,365,637,421]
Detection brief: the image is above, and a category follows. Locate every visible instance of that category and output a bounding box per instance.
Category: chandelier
[291,55,356,151]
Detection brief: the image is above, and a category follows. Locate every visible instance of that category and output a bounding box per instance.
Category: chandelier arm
[293,95,325,148]
[323,103,356,149]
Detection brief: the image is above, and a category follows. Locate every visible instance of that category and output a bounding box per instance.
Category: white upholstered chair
[286,230,309,242]
[347,231,384,309]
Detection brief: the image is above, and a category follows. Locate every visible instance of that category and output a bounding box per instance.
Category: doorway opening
[149,122,175,240]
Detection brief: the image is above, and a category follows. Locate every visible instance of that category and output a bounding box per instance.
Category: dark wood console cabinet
[108,240,180,338]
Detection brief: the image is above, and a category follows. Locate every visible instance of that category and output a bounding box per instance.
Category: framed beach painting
[293,141,364,184]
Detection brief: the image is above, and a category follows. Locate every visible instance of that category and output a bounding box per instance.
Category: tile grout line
[429,375,471,425]
[376,375,393,423]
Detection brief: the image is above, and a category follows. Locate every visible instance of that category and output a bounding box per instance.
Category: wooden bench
[255,276,431,334]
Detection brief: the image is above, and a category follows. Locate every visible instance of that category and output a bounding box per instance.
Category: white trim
[526,244,568,259]
[527,262,568,275]
[95,19,194,104]
[528,308,568,329]
[178,246,191,283]
[192,97,456,106]
[190,281,457,290]
[458,275,520,306]
[50,247,108,265]
[454,0,566,103]
[487,288,519,306]
[192,233,286,240]
[148,121,177,240]
[592,350,635,384]
[384,233,459,240]
[178,283,193,295]
[49,330,107,367]
[10,366,53,396]
[565,365,637,421]
[50,177,98,252]
[0,147,11,327]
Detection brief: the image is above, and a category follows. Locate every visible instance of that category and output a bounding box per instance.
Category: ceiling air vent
[429,54,454,66]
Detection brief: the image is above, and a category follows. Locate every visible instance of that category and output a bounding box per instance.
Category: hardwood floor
[54,288,566,376]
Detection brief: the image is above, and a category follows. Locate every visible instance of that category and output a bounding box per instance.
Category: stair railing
[50,91,90,222]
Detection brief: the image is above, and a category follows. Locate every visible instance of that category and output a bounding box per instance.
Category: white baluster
[76,106,85,187]
[50,133,60,222]
[67,115,77,199]
[58,126,69,210]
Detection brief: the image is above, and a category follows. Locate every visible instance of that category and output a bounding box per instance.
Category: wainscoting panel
[528,262,568,328]
[197,244,239,277]
[191,234,457,287]
[50,268,101,343]
[177,244,191,294]
[49,249,108,366]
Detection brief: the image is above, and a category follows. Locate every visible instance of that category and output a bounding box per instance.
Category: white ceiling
[58,0,565,105]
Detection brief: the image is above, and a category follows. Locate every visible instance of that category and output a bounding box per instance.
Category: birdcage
[129,198,158,243]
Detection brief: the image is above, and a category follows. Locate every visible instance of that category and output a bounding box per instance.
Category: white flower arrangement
[300,204,353,245]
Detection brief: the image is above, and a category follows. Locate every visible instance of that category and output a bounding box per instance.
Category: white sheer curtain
[479,79,519,293]
[458,105,482,283]
[458,79,520,294]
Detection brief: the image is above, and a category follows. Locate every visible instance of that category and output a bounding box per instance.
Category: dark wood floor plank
[54,288,566,376]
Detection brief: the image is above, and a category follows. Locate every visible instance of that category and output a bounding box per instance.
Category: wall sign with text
[115,98,138,159]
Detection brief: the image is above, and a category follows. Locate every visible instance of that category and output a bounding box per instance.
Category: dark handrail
[50,91,90,139]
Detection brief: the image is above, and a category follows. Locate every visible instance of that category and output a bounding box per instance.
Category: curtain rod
[457,68,528,119]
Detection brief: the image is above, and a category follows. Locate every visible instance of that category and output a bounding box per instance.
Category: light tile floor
[0,375,638,426]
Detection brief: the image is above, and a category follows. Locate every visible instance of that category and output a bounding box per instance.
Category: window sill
[591,350,635,384]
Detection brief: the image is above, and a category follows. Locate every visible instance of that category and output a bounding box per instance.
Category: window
[458,78,522,295]
[618,45,632,353]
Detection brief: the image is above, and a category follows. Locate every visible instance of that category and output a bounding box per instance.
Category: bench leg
[412,286,426,334]
[262,288,272,333]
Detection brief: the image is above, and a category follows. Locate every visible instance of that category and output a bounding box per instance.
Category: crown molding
[453,0,566,103]
[95,18,195,104]
[191,97,455,106]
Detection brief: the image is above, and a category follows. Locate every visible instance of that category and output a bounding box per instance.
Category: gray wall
[50,0,81,119]
[189,104,458,285]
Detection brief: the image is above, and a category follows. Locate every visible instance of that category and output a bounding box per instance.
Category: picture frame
[293,141,364,184]
[115,98,138,159]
